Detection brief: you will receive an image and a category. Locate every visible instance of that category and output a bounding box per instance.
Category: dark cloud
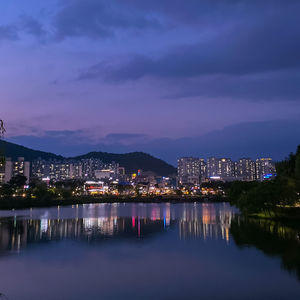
[2,0,300,109]
[51,0,300,41]
[21,16,47,39]
[79,12,300,81]
[165,71,300,101]
[53,0,161,40]
[0,25,19,41]
[0,17,46,43]
[123,0,299,27]
[76,0,300,102]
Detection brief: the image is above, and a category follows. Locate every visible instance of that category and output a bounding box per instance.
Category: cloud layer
[7,119,300,164]
[1,0,300,153]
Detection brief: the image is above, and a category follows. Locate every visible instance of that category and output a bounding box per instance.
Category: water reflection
[0,203,234,253]
[179,203,232,241]
[230,217,300,281]
[2,203,300,282]
[1,203,300,300]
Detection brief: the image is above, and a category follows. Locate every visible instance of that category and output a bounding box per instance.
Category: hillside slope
[0,140,176,176]
[73,151,176,176]
[0,140,63,161]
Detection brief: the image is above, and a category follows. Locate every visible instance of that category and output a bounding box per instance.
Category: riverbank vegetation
[229,145,300,219]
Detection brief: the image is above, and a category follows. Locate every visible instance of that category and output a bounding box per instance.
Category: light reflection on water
[0,203,234,253]
[0,203,300,300]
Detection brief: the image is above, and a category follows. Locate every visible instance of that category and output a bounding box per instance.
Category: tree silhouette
[9,175,27,188]
[0,119,5,165]
[0,119,5,137]
[295,145,300,179]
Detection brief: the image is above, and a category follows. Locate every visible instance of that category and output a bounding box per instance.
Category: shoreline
[0,195,226,210]
[247,207,300,223]
[1,197,299,223]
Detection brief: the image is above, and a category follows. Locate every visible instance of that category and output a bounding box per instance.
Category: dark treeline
[229,145,300,217]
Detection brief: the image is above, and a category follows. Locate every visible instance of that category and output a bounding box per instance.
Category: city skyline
[1,1,300,162]
[1,154,276,186]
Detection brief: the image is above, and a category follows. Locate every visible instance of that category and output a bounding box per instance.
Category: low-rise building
[32,158,120,181]
[0,160,5,184]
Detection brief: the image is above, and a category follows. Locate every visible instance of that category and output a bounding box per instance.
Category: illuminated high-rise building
[207,158,234,179]
[177,157,205,185]
[207,157,219,178]
[255,158,276,181]
[235,158,256,181]
[219,158,234,179]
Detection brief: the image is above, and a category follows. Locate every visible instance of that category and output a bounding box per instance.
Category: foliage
[295,145,300,179]
[54,179,84,191]
[276,153,295,178]
[228,181,259,204]
[229,145,300,215]
[276,145,300,180]
[0,184,13,197]
[9,174,27,188]
[31,182,55,201]
[175,189,183,196]
[53,179,84,199]
[232,179,297,215]
[60,189,72,199]
[202,181,231,189]
[117,184,133,195]
[0,175,27,197]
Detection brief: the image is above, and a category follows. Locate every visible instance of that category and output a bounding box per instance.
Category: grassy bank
[248,206,300,222]
[0,194,226,210]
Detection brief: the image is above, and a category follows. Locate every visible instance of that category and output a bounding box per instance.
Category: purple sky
[1,0,300,162]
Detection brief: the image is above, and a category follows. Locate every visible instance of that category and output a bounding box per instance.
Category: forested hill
[73,151,176,176]
[0,140,176,176]
[0,140,63,161]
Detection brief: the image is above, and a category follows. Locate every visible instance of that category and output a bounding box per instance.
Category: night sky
[1,0,300,164]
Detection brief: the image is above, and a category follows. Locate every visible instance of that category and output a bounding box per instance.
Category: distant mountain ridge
[0,140,176,176]
[73,151,176,175]
[0,140,63,161]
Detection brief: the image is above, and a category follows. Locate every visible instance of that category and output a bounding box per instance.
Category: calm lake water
[0,202,299,300]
